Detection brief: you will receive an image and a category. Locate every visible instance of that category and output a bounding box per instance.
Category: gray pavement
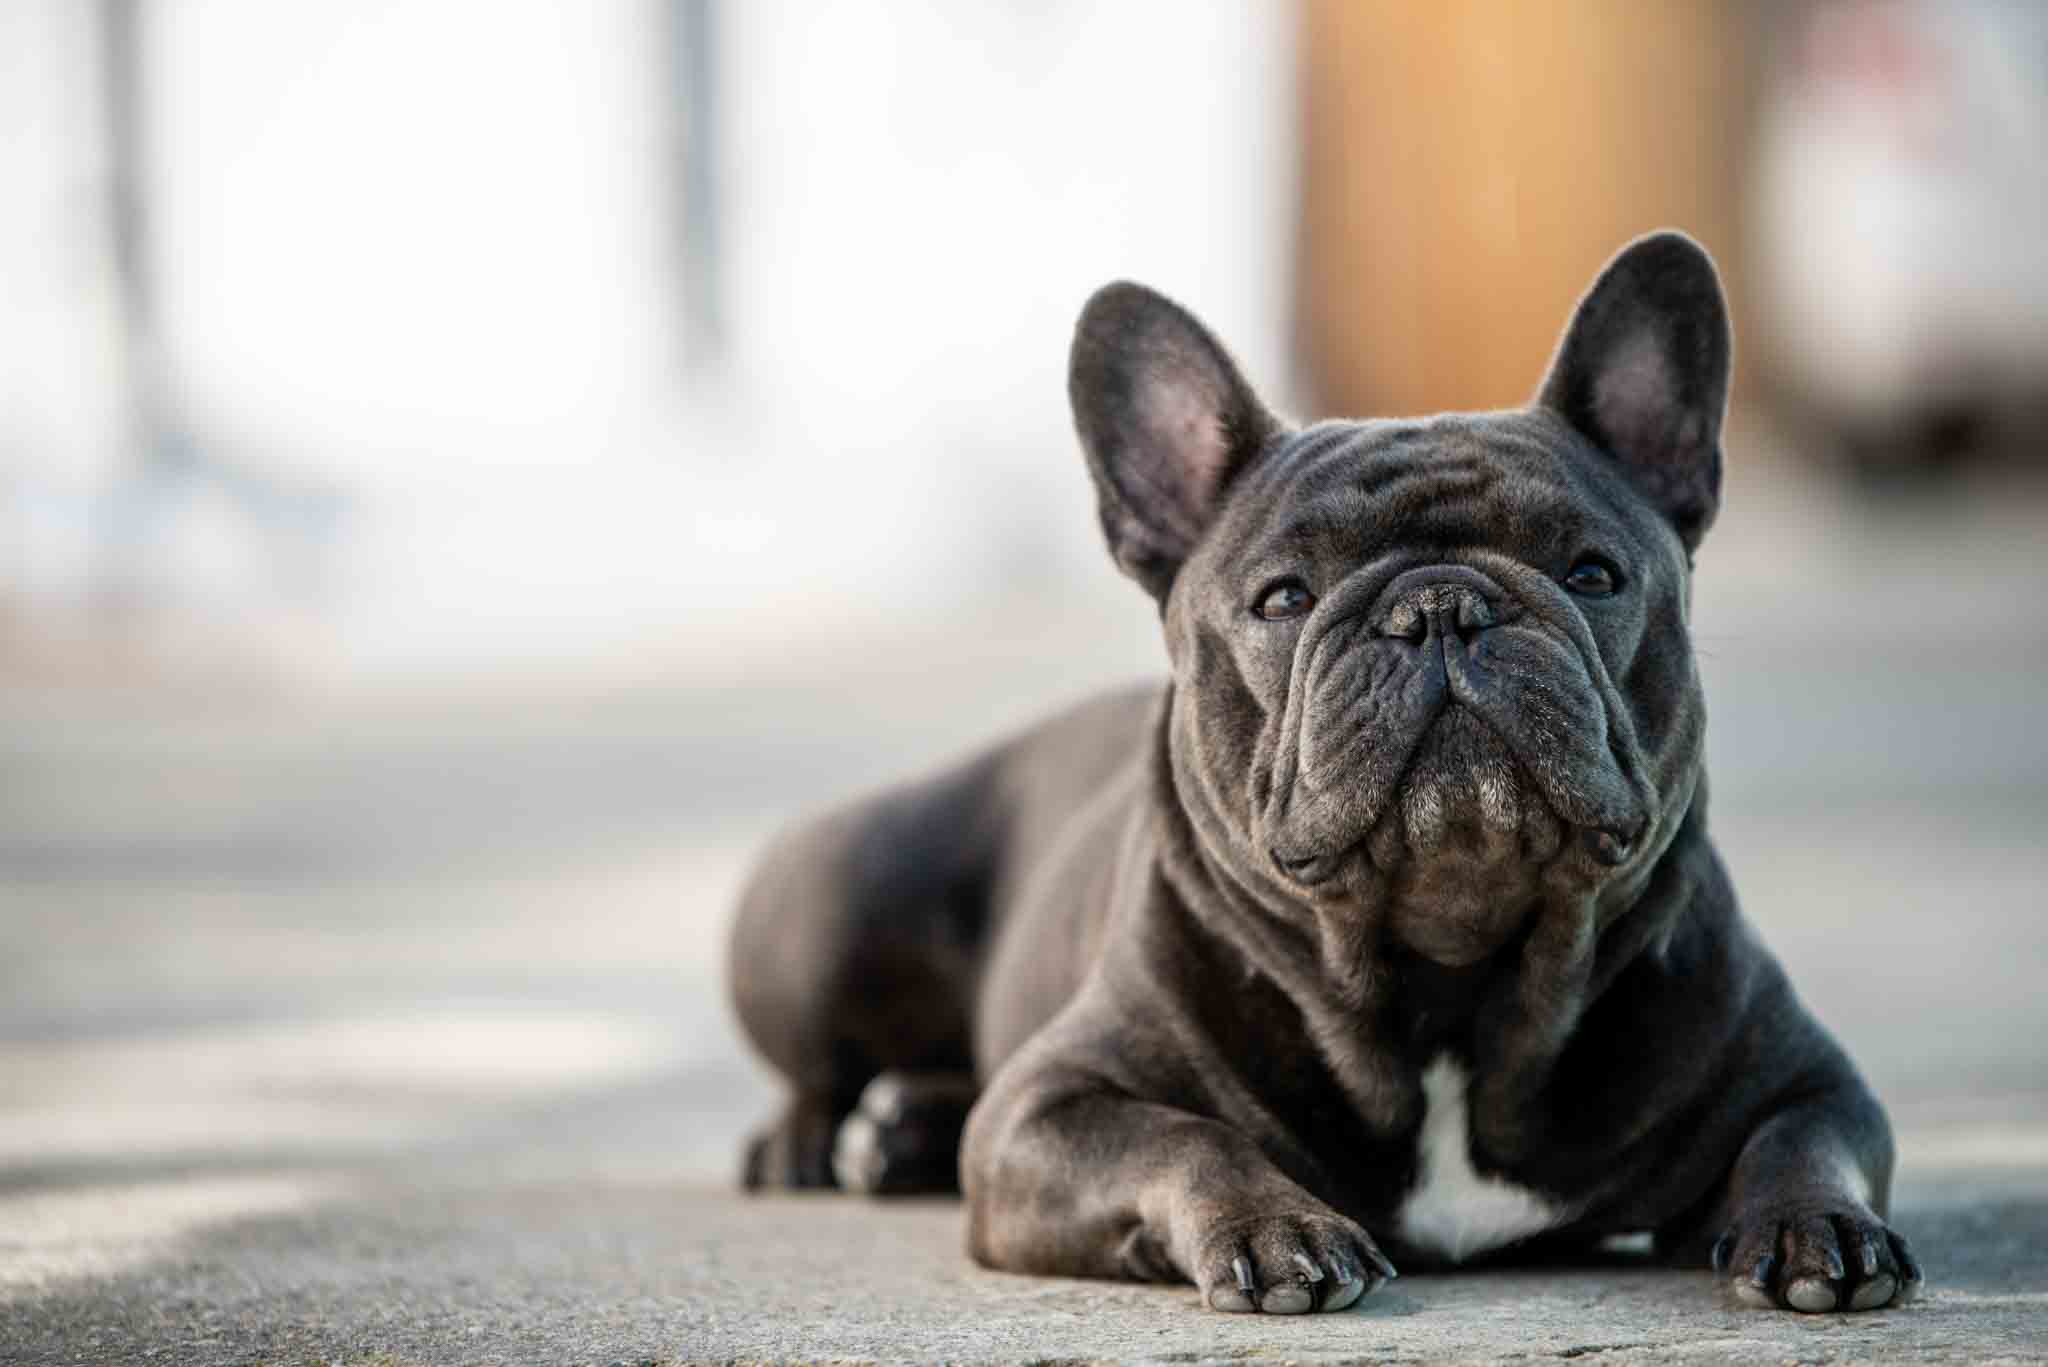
[6,1174,2048,1365]
[3,458,2047,1362]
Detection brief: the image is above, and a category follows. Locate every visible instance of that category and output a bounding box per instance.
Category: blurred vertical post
[97,0,152,420]
[1296,0,1753,419]
[93,0,201,619]
[96,0,164,614]
[665,0,724,379]
[90,1,339,651]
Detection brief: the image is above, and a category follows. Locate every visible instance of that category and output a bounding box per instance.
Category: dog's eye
[1563,557,1621,597]
[1254,580,1316,621]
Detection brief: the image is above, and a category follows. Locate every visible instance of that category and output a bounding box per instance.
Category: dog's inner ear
[1537,232,1732,550]
[1069,282,1280,602]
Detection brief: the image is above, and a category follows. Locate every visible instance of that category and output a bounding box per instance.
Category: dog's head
[1071,233,1729,967]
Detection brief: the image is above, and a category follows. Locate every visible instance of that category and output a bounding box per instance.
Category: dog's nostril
[1382,606,1427,642]
[1581,828,1629,866]
[1580,817,1647,867]
[1380,586,1501,643]
[1455,594,1495,637]
[1271,848,1338,884]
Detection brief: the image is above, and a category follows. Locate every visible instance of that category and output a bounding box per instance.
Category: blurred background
[3,0,2045,1296]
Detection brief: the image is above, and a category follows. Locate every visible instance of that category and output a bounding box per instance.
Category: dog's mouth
[1268,706,1643,891]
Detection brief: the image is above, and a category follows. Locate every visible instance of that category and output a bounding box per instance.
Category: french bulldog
[729,232,1921,1316]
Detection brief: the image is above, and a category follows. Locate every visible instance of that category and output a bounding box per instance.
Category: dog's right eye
[1563,556,1622,597]
[1254,581,1316,621]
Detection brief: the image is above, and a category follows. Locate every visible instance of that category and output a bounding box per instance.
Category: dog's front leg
[961,1057,1395,1314]
[1693,1080,1924,1313]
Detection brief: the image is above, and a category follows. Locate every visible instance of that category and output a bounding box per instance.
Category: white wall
[3,1,1297,680]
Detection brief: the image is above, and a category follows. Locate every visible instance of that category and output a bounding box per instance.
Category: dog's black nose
[1378,571,1503,645]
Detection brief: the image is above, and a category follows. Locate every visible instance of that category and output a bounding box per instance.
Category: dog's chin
[1389,911,1524,969]
[1377,711,1563,867]
[1370,717,1561,965]
[1378,796,1549,966]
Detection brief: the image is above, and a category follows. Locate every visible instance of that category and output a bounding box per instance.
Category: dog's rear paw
[832,1070,977,1196]
[1713,1200,1924,1312]
[1196,1208,1397,1314]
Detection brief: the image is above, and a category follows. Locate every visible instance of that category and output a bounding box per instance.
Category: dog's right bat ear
[1069,283,1282,603]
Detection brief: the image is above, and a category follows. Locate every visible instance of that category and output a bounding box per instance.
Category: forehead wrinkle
[1482,411,1690,569]
[1351,438,1515,541]
[1270,485,1374,552]
[1275,422,1465,514]
[1221,411,1674,573]
[1247,421,1368,495]
[1230,423,1482,555]
[1222,422,1376,546]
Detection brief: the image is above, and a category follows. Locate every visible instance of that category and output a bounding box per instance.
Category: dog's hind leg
[742,1090,853,1190]
[729,758,1001,1191]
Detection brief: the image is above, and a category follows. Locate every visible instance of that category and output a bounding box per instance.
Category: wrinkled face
[1070,234,1730,966]
[1164,413,1700,965]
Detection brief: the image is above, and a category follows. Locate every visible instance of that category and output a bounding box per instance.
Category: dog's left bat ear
[1070,282,1283,603]
[1538,231,1732,550]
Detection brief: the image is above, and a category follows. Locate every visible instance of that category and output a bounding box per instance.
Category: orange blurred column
[1296,0,1752,418]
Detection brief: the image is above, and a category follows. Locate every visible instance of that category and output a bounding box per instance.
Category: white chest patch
[1395,1056,1570,1262]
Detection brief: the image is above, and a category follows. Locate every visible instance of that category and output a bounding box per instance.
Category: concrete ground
[3,458,2047,1363]
[7,1177,2048,1365]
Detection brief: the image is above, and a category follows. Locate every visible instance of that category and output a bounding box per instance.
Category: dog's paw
[1712,1200,1924,1313]
[1195,1208,1397,1314]
[832,1071,976,1196]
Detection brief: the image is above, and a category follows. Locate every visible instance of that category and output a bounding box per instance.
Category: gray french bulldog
[729,232,1921,1316]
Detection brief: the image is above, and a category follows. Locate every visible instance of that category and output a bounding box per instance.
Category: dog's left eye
[1254,581,1316,620]
[1563,558,1621,597]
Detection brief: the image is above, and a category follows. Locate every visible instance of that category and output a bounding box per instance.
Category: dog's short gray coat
[729,233,1921,1316]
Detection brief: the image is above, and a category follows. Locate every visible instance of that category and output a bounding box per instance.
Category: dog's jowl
[729,232,1922,1316]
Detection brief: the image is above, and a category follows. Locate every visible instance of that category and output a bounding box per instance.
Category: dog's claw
[1721,1205,1919,1312]
[1321,1273,1366,1312]
[1889,1230,1925,1294]
[1199,1209,1385,1314]
[1856,1229,1882,1278]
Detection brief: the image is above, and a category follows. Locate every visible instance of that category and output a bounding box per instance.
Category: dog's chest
[1392,1056,1569,1262]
